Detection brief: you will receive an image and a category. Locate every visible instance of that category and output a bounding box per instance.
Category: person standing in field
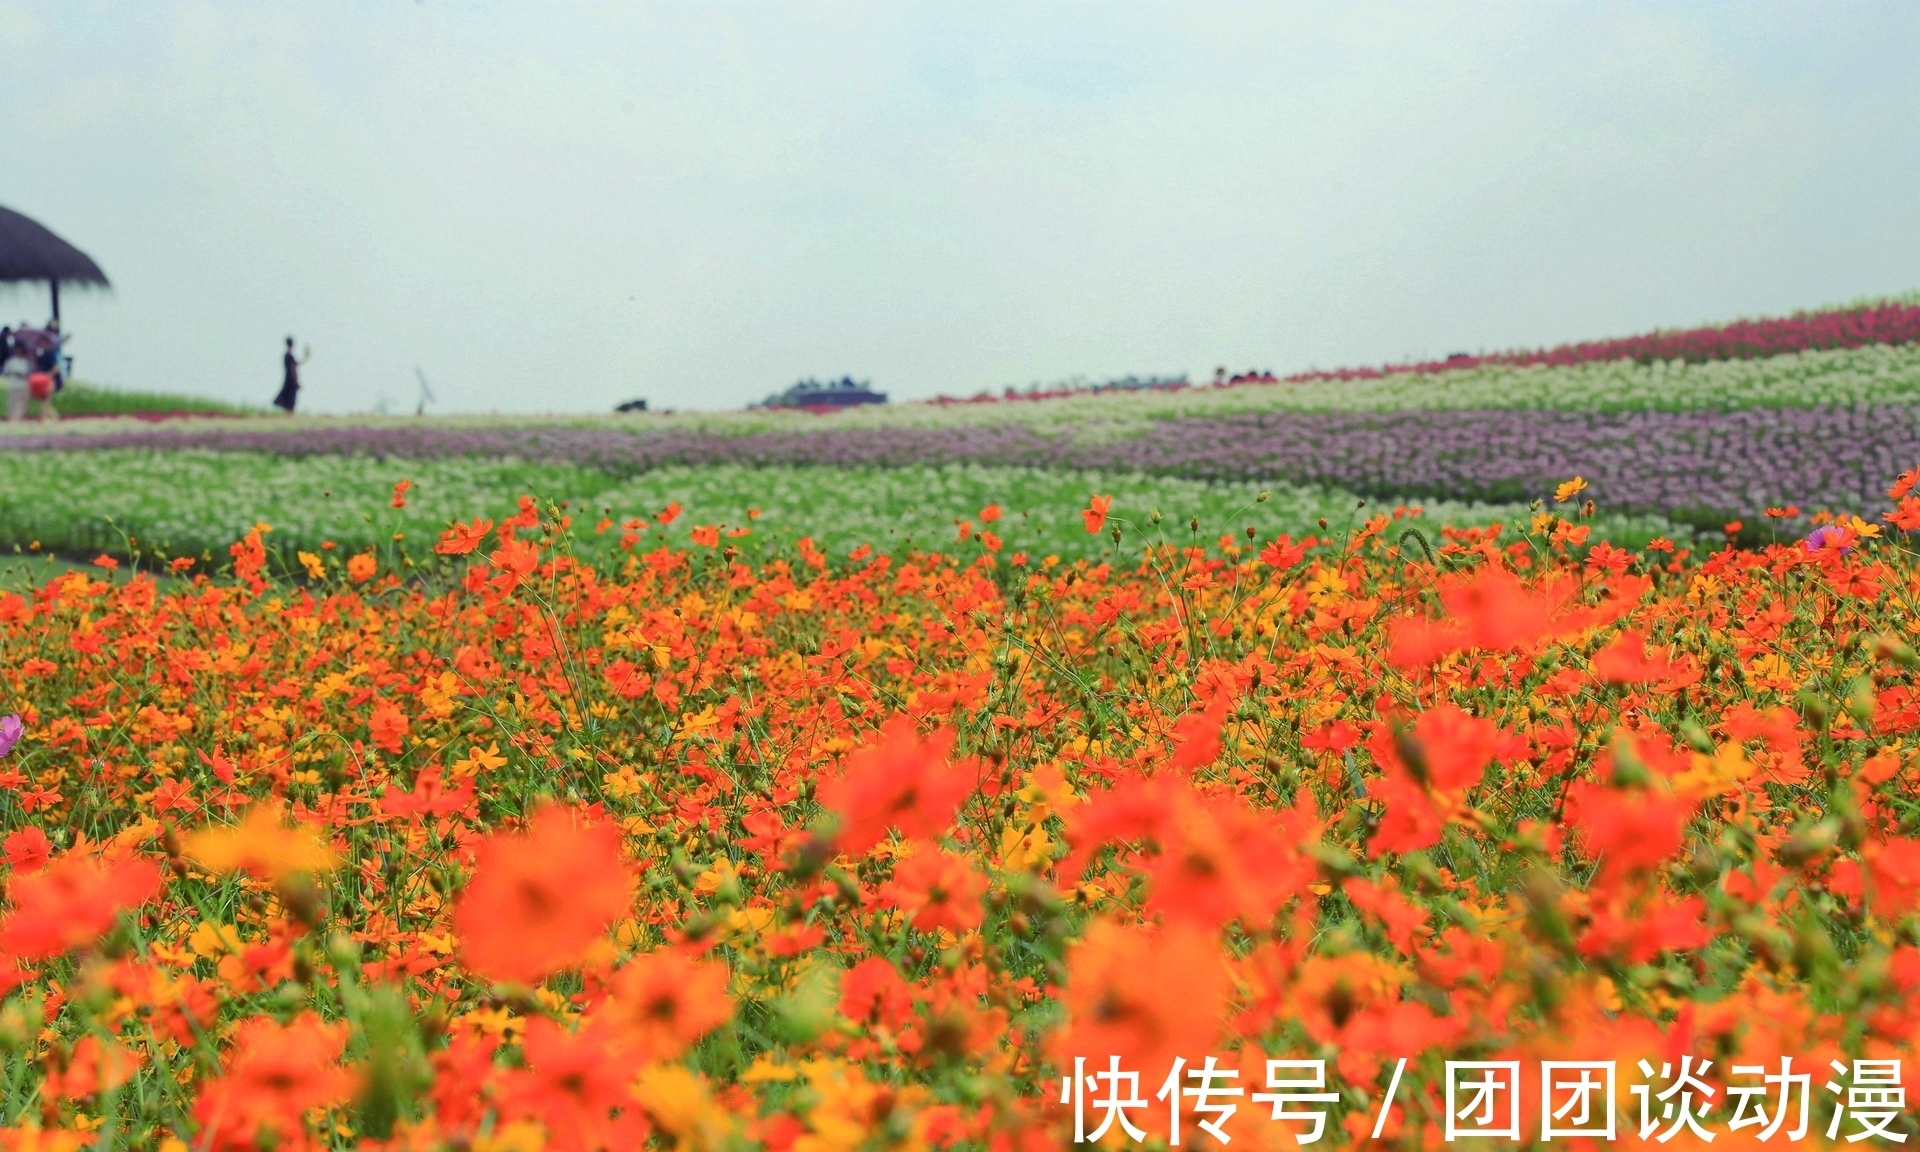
[5,323,63,421]
[274,336,310,413]
[26,322,63,421]
[0,327,25,422]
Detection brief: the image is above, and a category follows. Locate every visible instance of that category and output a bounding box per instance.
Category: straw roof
[0,206,108,287]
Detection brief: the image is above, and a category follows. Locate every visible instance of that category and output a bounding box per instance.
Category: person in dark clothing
[274,337,310,413]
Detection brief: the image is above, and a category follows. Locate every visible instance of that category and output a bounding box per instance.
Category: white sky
[1,1,1916,414]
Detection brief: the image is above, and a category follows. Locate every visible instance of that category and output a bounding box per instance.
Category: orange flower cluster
[0,489,1918,1148]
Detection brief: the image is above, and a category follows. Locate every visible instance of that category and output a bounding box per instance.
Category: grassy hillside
[48,379,261,417]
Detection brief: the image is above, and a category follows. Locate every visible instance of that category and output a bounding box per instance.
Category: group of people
[1,321,67,421]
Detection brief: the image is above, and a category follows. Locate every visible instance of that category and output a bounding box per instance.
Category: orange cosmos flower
[1861,838,1920,919]
[690,524,720,548]
[1142,792,1317,930]
[839,956,915,1032]
[979,503,1002,523]
[1166,691,1232,774]
[1364,704,1503,856]
[346,553,377,584]
[1891,467,1920,501]
[1081,494,1113,535]
[1563,758,1695,890]
[1589,628,1678,683]
[488,536,540,592]
[44,1034,142,1100]
[1385,561,1634,668]
[0,852,161,960]
[1260,532,1311,569]
[453,805,636,985]
[184,802,338,885]
[497,1016,651,1152]
[884,844,987,936]
[1049,918,1227,1076]
[368,699,410,754]
[193,1015,350,1152]
[3,826,51,873]
[390,478,413,508]
[817,716,977,856]
[434,517,494,555]
[229,528,269,594]
[589,948,733,1062]
[656,501,683,525]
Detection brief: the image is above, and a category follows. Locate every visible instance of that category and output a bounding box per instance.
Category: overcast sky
[1,1,1916,414]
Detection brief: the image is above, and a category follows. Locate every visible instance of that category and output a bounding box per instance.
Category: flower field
[9,299,1920,540]
[1278,295,1920,383]
[4,293,1920,1148]
[4,480,1920,1149]
[0,452,1684,572]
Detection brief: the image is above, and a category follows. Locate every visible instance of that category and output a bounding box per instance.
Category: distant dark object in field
[615,398,649,413]
[937,373,1190,406]
[1212,368,1276,386]
[415,368,437,416]
[0,205,110,322]
[755,376,887,412]
[1446,352,1472,362]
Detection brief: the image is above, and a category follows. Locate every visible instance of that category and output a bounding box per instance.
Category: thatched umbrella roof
[0,206,109,323]
[0,206,108,288]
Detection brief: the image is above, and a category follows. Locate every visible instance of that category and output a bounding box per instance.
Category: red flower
[840,956,915,1033]
[1578,894,1713,964]
[884,845,987,936]
[1081,494,1113,535]
[0,851,161,959]
[1590,629,1677,683]
[1365,705,1501,856]
[498,1017,651,1152]
[1049,919,1227,1076]
[2,826,51,873]
[453,805,636,985]
[193,1015,351,1152]
[1167,692,1232,774]
[1864,839,1920,919]
[1259,533,1310,569]
[1564,764,1694,888]
[1386,563,1637,668]
[589,948,733,1062]
[1891,467,1920,501]
[379,769,475,819]
[1301,721,1361,754]
[368,699,410,754]
[434,518,494,556]
[44,1034,142,1100]
[488,536,541,592]
[390,478,413,508]
[1142,792,1316,930]
[817,717,977,856]
[603,657,652,700]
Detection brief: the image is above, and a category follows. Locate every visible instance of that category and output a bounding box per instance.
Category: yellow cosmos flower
[185,802,338,883]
